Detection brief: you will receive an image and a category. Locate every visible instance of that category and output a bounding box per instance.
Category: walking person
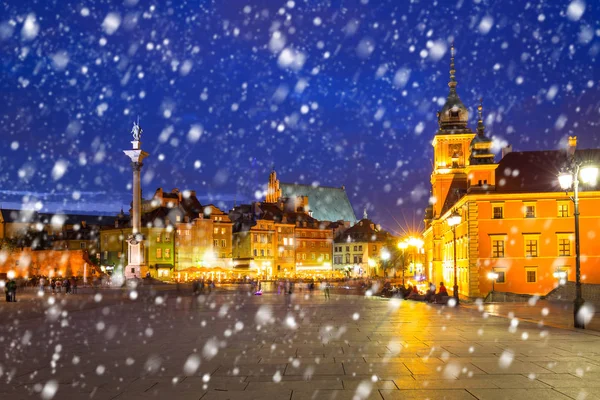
[72,279,78,294]
[51,279,56,294]
[323,280,331,300]
[7,279,17,302]
[56,279,62,294]
[64,279,71,294]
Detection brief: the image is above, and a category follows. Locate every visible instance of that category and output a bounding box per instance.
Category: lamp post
[397,242,408,286]
[447,210,462,305]
[558,161,598,329]
[487,270,499,302]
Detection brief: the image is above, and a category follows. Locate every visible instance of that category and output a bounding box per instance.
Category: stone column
[123,124,149,280]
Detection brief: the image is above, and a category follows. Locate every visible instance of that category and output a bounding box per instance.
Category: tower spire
[477,98,485,136]
[449,43,457,91]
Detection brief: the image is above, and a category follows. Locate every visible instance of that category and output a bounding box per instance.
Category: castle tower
[429,45,476,218]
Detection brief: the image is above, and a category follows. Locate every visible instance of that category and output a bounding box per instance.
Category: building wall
[427,192,600,299]
[294,226,332,272]
[274,223,295,275]
[0,248,95,278]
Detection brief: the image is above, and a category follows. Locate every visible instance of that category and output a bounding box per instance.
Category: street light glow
[397,241,408,250]
[558,171,573,190]
[447,211,462,227]
[580,165,599,185]
[487,272,499,280]
[380,249,390,261]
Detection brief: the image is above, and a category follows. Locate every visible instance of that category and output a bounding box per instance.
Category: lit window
[156,248,162,258]
[492,240,504,258]
[558,238,571,256]
[558,203,569,218]
[221,228,225,234]
[156,234,162,243]
[525,238,538,257]
[283,238,288,245]
[165,248,171,258]
[214,228,219,234]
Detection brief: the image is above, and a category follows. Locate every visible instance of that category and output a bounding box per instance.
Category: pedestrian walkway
[1,290,599,399]
[467,299,600,332]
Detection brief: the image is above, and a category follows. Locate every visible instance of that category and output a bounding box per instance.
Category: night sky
[0,0,598,234]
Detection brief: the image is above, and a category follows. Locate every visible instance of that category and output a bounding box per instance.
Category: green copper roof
[280,183,356,223]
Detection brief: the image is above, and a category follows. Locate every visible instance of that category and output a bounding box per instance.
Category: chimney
[568,136,577,156]
[501,145,513,159]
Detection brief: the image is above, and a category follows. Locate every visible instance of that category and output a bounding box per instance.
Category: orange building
[423,47,600,299]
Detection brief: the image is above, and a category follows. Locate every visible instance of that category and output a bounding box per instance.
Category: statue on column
[132,119,142,141]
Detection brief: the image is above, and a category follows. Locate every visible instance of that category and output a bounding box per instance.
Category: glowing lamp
[397,242,408,250]
[487,272,499,280]
[580,165,598,185]
[558,171,573,190]
[447,211,462,227]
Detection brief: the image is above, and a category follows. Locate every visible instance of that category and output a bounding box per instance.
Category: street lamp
[558,160,598,329]
[487,270,499,302]
[447,210,462,305]
[397,241,408,286]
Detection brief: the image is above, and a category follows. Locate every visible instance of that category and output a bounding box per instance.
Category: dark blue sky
[0,0,598,234]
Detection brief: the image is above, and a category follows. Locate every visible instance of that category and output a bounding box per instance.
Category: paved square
[1,286,600,399]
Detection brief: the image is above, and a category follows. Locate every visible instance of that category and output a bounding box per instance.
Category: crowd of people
[380,280,449,303]
[191,278,216,296]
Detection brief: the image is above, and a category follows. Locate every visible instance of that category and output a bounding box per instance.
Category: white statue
[131,120,142,141]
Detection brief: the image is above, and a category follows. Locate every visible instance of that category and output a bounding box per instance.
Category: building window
[254,234,258,242]
[492,205,504,219]
[221,252,226,258]
[359,245,363,251]
[165,248,171,258]
[176,215,181,222]
[289,238,293,245]
[302,253,306,260]
[213,239,218,247]
[525,238,538,257]
[164,234,170,242]
[156,234,161,243]
[260,249,265,257]
[267,249,271,256]
[345,254,350,263]
[492,240,504,258]
[526,270,537,283]
[221,239,226,248]
[558,238,571,256]
[346,246,350,252]
[80,242,86,249]
[156,248,162,258]
[214,228,219,234]
[325,254,329,261]
[253,249,257,256]
[558,203,569,218]
[496,271,506,283]
[354,245,357,251]
[353,255,359,263]
[524,204,536,218]
[311,253,315,260]
[373,245,377,251]
[221,228,226,234]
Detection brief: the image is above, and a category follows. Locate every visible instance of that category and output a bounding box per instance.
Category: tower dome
[437,45,470,132]
[469,99,494,165]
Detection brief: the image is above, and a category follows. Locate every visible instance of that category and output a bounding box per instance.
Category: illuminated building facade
[423,47,600,298]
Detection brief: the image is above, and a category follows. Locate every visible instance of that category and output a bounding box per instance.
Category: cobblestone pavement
[469,299,600,332]
[1,287,600,400]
